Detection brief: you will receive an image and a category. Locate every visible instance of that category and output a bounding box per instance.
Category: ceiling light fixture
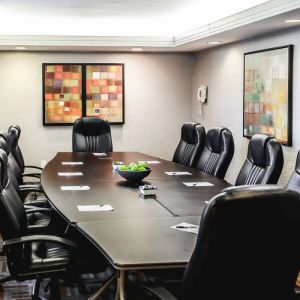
[285,19,300,23]
[207,41,222,45]
[14,46,27,50]
[131,47,143,52]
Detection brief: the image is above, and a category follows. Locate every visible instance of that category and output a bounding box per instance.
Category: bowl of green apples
[116,162,151,182]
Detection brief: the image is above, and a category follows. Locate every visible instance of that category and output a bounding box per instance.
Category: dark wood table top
[77,216,201,270]
[41,152,231,270]
[42,152,230,223]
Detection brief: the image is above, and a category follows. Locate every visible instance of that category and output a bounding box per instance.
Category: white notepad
[77,205,113,212]
[60,185,90,191]
[93,153,107,157]
[171,222,199,234]
[183,182,214,187]
[61,162,83,165]
[165,171,192,176]
[58,172,83,177]
[138,160,161,164]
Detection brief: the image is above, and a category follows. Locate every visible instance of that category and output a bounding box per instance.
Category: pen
[176,226,197,229]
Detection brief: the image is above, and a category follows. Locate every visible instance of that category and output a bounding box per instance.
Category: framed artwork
[43,64,82,125]
[86,64,124,123]
[43,63,125,125]
[243,45,293,146]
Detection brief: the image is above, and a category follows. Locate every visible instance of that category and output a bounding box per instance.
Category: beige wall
[192,27,300,185]
[0,52,193,165]
[1,27,298,183]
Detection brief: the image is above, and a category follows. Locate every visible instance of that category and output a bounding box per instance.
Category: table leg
[115,270,126,300]
[120,270,126,300]
[88,273,117,300]
[115,272,120,300]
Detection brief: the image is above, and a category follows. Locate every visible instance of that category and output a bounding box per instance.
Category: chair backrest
[181,186,300,300]
[196,127,234,179]
[7,125,25,173]
[0,149,28,241]
[72,117,113,153]
[286,151,300,192]
[0,132,23,191]
[235,134,283,186]
[173,122,206,167]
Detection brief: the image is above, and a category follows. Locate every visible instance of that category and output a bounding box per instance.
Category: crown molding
[175,0,300,45]
[0,0,299,50]
[0,35,175,48]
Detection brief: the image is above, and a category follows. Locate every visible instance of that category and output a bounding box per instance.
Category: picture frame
[243,45,293,146]
[43,63,125,125]
[43,63,83,125]
[85,64,124,124]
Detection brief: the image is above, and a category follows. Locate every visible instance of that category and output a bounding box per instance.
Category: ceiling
[0,0,299,52]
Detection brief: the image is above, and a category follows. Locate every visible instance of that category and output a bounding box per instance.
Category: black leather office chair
[196,127,234,179]
[72,117,113,152]
[235,134,283,186]
[0,149,51,234]
[142,186,300,300]
[8,125,42,179]
[0,148,113,299]
[173,122,206,168]
[0,133,48,207]
[286,151,300,192]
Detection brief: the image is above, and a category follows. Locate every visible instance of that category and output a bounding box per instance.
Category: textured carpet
[0,255,116,300]
[0,256,34,300]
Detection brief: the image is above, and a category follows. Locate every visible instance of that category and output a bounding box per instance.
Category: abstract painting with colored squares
[243,45,293,145]
[86,64,124,123]
[43,63,125,125]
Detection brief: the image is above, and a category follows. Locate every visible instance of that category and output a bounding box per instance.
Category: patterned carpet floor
[0,249,299,299]
[0,256,116,300]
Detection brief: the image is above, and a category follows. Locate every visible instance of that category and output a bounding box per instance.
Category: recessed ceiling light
[285,19,300,23]
[131,48,143,52]
[207,41,222,45]
[14,46,27,50]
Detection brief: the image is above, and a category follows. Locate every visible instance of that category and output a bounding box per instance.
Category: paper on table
[171,222,199,234]
[77,205,113,212]
[60,185,90,191]
[138,160,161,164]
[165,171,192,176]
[61,162,83,165]
[58,172,83,177]
[93,153,107,157]
[183,182,214,187]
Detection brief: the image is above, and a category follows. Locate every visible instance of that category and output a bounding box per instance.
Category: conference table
[41,152,231,299]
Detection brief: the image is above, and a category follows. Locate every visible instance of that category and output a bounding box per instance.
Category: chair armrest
[26,198,49,207]
[19,184,43,193]
[24,204,38,210]
[141,285,178,300]
[25,165,43,171]
[26,207,52,214]
[27,224,49,234]
[3,235,79,251]
[22,173,41,178]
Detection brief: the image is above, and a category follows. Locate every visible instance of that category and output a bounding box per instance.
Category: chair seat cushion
[24,242,74,273]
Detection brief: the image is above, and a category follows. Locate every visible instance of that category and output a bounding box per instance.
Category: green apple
[119,165,128,171]
[138,162,148,168]
[130,164,138,171]
[137,166,146,171]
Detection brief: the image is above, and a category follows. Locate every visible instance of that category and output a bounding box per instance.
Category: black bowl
[116,167,151,182]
